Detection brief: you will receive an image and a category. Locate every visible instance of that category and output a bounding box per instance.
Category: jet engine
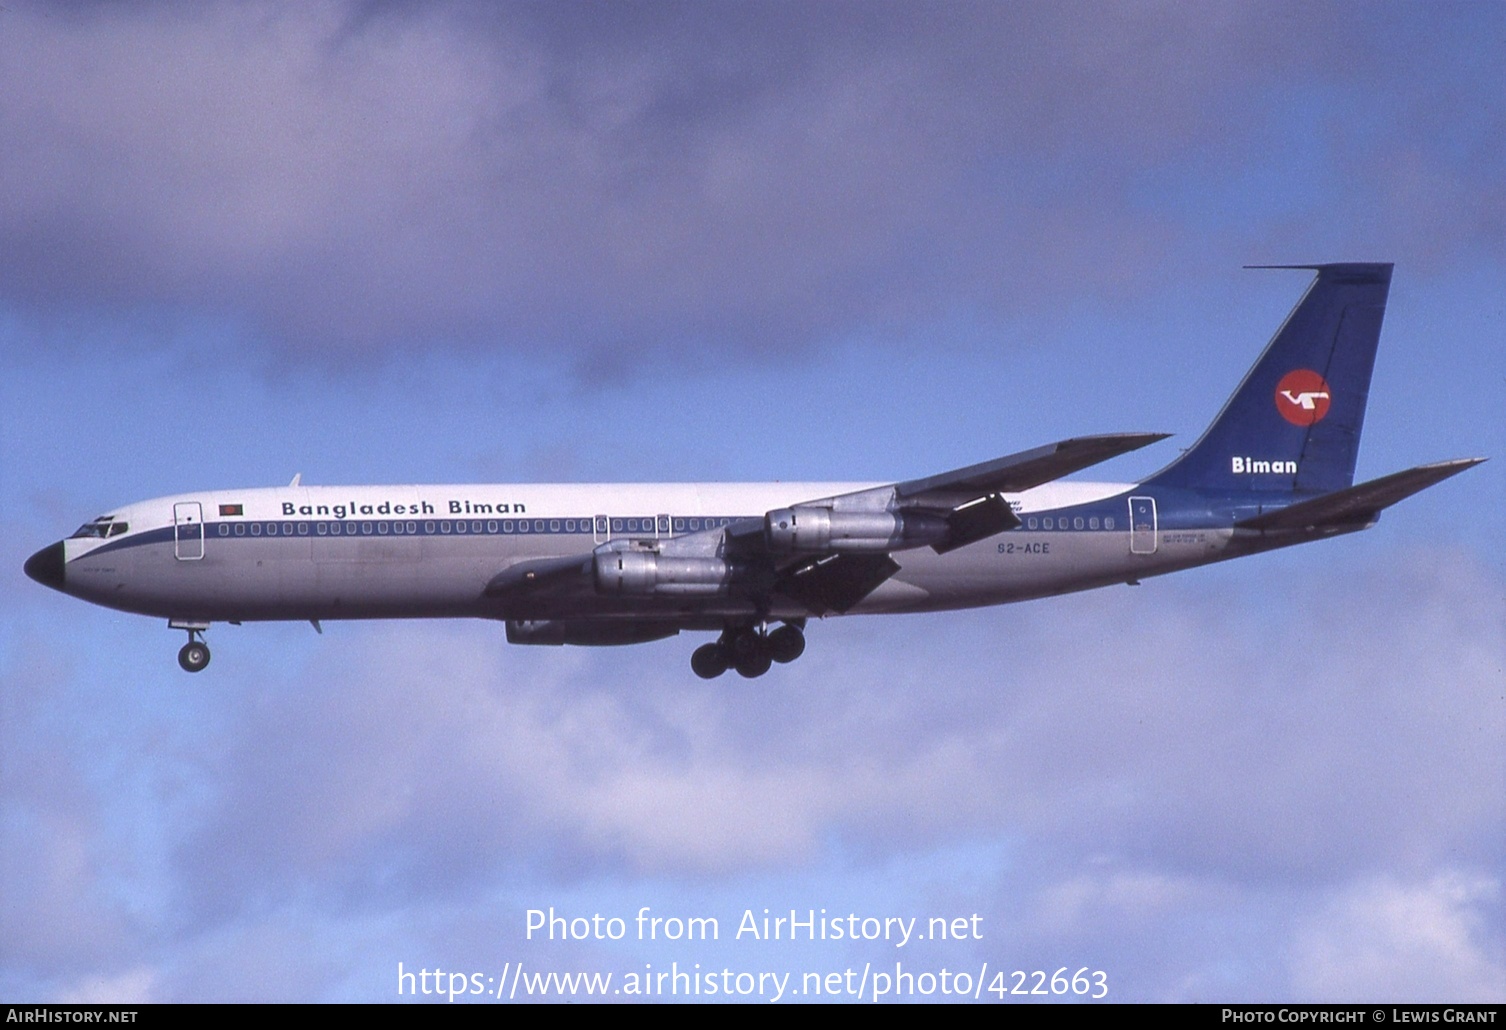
[764,507,949,553]
[592,551,736,595]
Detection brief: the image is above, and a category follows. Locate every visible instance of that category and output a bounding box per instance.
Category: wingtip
[1428,456,1488,470]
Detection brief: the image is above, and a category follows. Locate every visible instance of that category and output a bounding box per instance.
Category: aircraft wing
[1235,458,1485,532]
[484,433,1172,615]
[733,431,1171,613]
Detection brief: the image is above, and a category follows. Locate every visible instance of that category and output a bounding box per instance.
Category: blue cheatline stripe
[77,498,1154,562]
[77,515,749,559]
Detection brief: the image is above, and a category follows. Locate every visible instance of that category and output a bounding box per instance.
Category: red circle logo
[1274,370,1332,426]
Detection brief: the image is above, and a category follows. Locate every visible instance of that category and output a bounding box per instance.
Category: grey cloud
[1,2,1500,363]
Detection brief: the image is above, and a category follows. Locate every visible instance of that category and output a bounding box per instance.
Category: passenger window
[533,520,544,532]
[298,523,308,535]
[425,521,435,533]
[1105,517,1115,530]
[407,522,417,534]
[1027,517,1038,529]
[488,521,498,533]
[379,522,389,534]
[549,520,560,532]
[236,525,246,536]
[218,525,228,536]
[1089,517,1100,529]
[456,521,467,534]
[612,519,623,533]
[1074,517,1084,530]
[316,524,327,535]
[251,524,262,536]
[503,520,514,532]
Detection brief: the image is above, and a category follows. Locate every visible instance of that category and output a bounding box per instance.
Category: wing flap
[776,553,901,615]
[933,493,1021,554]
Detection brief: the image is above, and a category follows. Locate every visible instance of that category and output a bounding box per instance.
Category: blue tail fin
[1143,263,1392,496]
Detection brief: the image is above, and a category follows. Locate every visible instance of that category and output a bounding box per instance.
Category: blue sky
[2,0,1502,1003]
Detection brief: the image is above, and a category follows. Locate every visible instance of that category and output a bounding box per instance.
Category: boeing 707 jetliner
[25,264,1482,678]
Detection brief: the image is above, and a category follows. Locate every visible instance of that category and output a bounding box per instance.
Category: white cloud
[1290,872,1505,1002]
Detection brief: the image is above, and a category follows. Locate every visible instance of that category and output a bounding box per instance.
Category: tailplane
[1144,263,1392,496]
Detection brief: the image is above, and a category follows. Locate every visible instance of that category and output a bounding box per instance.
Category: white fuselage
[51,479,1234,626]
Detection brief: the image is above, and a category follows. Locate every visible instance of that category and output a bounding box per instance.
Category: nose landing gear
[171,621,211,673]
[691,621,805,680]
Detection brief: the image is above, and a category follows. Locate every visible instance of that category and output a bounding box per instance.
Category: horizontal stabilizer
[897,433,1169,505]
[1236,458,1485,532]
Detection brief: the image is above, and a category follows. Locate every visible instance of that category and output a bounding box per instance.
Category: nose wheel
[174,625,211,673]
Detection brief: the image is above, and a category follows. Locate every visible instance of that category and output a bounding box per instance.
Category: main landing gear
[691,621,806,680]
[172,621,211,673]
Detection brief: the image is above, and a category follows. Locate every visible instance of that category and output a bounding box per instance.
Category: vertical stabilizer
[1143,263,1392,496]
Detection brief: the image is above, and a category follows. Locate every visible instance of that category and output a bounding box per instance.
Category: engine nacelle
[764,507,949,553]
[593,550,735,595]
[505,620,681,647]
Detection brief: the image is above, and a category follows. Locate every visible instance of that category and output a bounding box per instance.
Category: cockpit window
[70,517,127,539]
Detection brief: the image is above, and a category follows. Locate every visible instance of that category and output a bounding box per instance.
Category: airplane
[24,263,1483,680]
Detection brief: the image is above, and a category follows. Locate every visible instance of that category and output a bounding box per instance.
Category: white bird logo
[1279,389,1330,410]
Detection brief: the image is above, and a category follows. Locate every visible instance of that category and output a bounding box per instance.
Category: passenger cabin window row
[208,515,1124,538]
[1023,515,1115,531]
[212,517,740,538]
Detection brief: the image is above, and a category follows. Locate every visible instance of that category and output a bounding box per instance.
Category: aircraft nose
[24,541,66,591]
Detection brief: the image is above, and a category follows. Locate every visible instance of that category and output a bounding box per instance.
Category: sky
[2,0,1503,1004]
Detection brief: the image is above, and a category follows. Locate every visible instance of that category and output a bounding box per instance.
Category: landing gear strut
[691,622,805,680]
[173,623,211,673]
